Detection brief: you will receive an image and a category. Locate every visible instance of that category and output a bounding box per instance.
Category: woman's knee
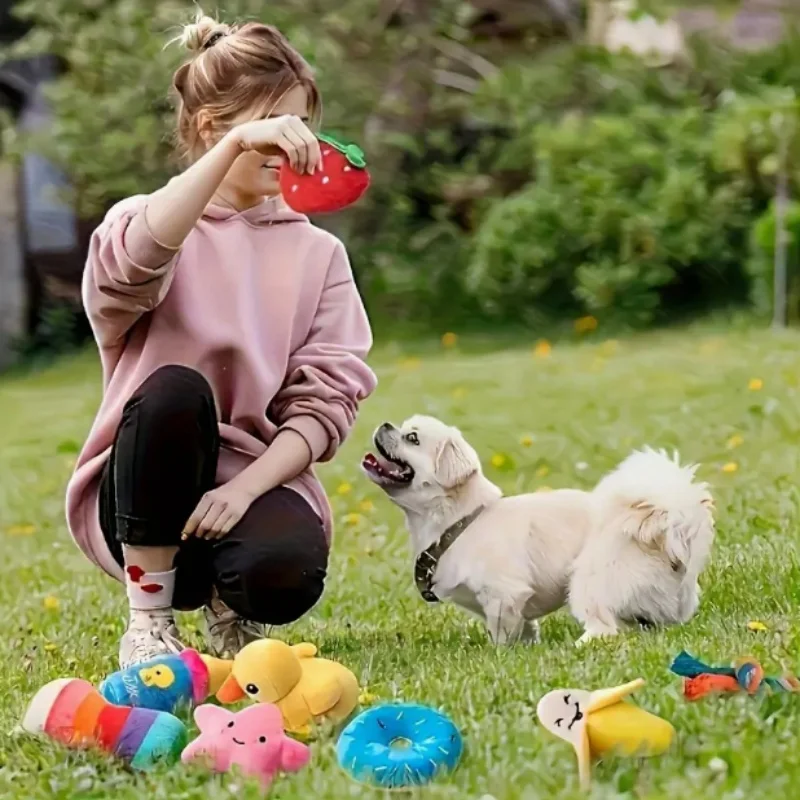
[217,546,328,625]
[127,365,215,427]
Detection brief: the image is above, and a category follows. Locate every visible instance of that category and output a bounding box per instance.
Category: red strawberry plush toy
[280,133,371,214]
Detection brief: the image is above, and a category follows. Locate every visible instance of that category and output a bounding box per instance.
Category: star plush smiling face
[181,703,310,788]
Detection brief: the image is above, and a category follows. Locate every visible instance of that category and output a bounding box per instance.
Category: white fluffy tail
[592,448,714,571]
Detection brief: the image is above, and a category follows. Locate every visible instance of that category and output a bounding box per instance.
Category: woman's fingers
[278,127,308,174]
[217,511,241,538]
[287,115,321,174]
[183,495,213,538]
[197,502,229,539]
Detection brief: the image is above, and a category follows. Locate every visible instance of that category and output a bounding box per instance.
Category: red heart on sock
[126,565,145,583]
[140,583,163,594]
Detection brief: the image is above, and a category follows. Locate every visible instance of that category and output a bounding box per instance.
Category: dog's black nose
[379,422,395,433]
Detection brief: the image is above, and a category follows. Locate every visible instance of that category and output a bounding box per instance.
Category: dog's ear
[434,433,478,489]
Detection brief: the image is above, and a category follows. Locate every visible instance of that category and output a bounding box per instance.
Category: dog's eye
[555,718,563,727]
[405,432,420,445]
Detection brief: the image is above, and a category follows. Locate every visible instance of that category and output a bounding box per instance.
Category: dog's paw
[575,629,617,647]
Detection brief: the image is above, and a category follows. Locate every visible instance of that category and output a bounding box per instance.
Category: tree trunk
[0,162,26,369]
[586,0,613,45]
[363,0,435,161]
[772,114,791,329]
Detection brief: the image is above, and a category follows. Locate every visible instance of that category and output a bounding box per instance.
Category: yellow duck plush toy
[537,679,674,790]
[214,639,360,736]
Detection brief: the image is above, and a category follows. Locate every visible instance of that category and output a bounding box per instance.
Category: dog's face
[361,415,481,511]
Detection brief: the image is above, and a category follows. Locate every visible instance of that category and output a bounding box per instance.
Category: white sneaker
[203,593,264,659]
[119,608,185,669]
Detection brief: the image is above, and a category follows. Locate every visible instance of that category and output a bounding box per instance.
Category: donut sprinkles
[336,703,463,788]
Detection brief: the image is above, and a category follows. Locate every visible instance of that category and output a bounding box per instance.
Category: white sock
[125,565,176,613]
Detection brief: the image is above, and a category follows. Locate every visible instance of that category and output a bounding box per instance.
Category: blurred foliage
[749,200,800,322]
[3,0,800,331]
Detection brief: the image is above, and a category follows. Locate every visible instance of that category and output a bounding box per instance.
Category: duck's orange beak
[216,673,246,704]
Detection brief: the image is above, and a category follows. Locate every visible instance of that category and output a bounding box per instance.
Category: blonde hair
[170,12,321,161]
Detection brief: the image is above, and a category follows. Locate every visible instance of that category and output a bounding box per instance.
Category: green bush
[467,106,754,327]
[6,0,800,331]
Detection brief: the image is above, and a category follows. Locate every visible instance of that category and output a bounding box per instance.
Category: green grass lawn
[2,321,800,799]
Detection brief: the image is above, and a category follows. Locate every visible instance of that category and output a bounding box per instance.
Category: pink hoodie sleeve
[82,198,181,347]
[270,241,377,463]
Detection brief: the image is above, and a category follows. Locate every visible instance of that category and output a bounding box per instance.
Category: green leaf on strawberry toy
[280,133,371,214]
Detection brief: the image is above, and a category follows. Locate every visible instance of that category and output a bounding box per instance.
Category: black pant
[99,365,329,624]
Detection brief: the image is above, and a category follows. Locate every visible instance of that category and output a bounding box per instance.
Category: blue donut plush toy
[337,703,463,788]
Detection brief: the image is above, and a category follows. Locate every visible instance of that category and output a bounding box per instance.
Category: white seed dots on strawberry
[291,185,298,192]
[343,166,352,172]
[322,176,330,184]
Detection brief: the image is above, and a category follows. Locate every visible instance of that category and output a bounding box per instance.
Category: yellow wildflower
[441,332,458,349]
[721,462,738,474]
[491,454,507,469]
[359,499,375,513]
[6,524,36,537]
[452,387,467,400]
[398,357,421,370]
[43,596,60,611]
[601,339,619,356]
[343,513,363,527]
[44,643,57,653]
[337,482,352,496]
[536,465,550,478]
[533,340,552,359]
[748,378,763,391]
[574,316,598,334]
[358,690,379,706]
[699,338,723,356]
[747,620,768,632]
[520,435,534,448]
[727,434,744,450]
[590,358,606,373]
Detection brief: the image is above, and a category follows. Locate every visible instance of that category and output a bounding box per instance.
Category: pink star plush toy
[181,703,310,789]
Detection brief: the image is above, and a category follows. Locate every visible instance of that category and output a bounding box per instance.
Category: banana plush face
[536,689,592,746]
[537,679,674,790]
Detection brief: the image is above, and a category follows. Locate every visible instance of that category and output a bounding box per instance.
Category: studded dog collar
[414,505,486,603]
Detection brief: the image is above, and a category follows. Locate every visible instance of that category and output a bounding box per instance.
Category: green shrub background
[3,0,800,332]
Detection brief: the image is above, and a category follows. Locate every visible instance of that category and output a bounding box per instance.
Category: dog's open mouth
[362,441,414,486]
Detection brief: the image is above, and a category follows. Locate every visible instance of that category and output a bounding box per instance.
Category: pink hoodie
[66,194,377,580]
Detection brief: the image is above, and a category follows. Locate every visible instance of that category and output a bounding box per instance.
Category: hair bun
[179,12,229,52]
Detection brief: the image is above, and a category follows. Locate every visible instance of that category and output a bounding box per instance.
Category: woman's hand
[182,482,257,540]
[230,115,322,175]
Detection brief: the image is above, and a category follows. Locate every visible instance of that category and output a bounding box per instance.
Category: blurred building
[0,1,83,367]
[594,0,792,61]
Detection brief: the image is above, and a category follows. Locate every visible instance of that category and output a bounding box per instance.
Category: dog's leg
[576,616,620,646]
[519,595,541,644]
[519,619,541,644]
[479,593,526,645]
[676,580,700,623]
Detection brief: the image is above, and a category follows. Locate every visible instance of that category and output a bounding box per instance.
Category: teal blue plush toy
[337,703,463,788]
[99,648,230,713]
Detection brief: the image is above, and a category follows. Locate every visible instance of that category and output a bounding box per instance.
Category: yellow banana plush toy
[536,678,674,790]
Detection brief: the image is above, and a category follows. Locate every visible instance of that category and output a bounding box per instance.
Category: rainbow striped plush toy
[22,678,187,770]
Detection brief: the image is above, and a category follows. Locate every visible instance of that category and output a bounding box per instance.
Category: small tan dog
[362,415,715,645]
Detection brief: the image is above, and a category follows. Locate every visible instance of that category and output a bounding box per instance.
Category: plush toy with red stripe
[21,678,187,770]
[281,133,371,214]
